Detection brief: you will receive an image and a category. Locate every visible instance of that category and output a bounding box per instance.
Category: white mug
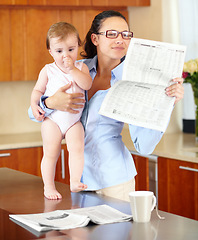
[129,191,156,223]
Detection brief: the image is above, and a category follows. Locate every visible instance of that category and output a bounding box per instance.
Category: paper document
[9,204,132,233]
[99,38,186,132]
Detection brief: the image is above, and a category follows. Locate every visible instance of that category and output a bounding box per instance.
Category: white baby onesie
[44,61,84,135]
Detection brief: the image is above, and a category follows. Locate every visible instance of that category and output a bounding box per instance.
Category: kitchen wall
[128,0,183,133]
[0,80,40,134]
[0,0,183,135]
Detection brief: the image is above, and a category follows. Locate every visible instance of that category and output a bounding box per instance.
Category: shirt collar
[84,55,125,82]
[84,55,98,72]
[111,59,125,81]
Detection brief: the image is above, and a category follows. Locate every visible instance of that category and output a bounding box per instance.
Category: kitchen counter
[121,127,198,164]
[0,132,43,150]
[0,129,198,164]
[1,168,198,240]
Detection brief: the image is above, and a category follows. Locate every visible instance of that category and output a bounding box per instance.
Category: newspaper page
[9,204,132,233]
[10,211,90,232]
[65,204,132,224]
[99,38,186,132]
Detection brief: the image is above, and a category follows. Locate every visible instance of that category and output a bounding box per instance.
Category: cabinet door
[0,9,11,81]
[132,154,149,191]
[25,8,58,80]
[0,147,43,176]
[11,9,26,81]
[92,0,150,6]
[0,149,18,169]
[55,145,70,184]
[46,0,91,6]
[158,157,198,220]
[16,147,43,176]
[0,146,70,185]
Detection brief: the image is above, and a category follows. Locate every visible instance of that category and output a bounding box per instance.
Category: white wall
[0,81,41,134]
[128,0,183,133]
[128,0,162,41]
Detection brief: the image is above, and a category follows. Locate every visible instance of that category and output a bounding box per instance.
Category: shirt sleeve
[28,96,54,122]
[39,96,54,115]
[129,124,164,155]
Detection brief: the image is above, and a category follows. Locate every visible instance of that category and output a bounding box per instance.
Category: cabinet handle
[179,166,198,173]
[61,149,65,179]
[0,153,11,157]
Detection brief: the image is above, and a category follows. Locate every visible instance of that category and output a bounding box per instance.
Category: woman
[30,10,184,201]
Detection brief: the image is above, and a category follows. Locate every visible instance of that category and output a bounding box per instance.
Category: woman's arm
[29,83,86,122]
[44,83,86,113]
[129,77,184,155]
[129,125,163,155]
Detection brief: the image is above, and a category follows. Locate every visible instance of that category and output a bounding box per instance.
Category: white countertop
[121,127,198,164]
[0,132,43,150]
[0,130,198,164]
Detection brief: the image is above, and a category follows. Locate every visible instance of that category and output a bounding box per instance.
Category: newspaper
[99,38,186,132]
[9,204,132,233]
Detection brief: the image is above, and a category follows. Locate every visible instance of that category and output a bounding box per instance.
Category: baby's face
[49,34,79,72]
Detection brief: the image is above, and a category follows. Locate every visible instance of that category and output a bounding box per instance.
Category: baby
[30,22,92,200]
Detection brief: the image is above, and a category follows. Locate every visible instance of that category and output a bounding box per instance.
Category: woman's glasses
[96,30,133,39]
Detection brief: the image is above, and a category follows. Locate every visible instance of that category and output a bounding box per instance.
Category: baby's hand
[32,105,45,121]
[63,56,74,71]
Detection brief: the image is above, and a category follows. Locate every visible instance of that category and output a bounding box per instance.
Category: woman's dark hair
[80,10,127,59]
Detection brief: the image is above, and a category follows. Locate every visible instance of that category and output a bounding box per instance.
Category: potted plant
[182,58,198,137]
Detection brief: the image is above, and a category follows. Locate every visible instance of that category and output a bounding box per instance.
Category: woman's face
[92,16,131,61]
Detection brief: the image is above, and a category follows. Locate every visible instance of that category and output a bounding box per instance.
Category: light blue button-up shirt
[28,55,164,191]
[80,56,163,190]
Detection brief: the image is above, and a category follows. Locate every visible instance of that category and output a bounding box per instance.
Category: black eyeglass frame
[96,30,133,39]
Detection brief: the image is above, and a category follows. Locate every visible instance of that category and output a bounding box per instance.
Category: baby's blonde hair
[46,22,81,49]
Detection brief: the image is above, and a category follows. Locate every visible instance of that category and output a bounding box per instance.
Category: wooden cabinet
[92,0,150,7]
[0,9,11,81]
[0,0,92,6]
[0,7,128,81]
[132,154,149,191]
[0,0,151,81]
[0,0,150,6]
[158,156,198,220]
[55,144,70,184]
[0,147,43,176]
[0,145,70,185]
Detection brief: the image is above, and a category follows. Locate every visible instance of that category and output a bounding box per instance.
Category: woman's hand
[45,83,85,113]
[165,77,184,104]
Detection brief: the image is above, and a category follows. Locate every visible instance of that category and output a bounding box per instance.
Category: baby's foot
[70,181,88,193]
[44,186,62,200]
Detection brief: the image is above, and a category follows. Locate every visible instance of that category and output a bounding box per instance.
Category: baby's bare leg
[41,118,63,200]
[66,121,87,192]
